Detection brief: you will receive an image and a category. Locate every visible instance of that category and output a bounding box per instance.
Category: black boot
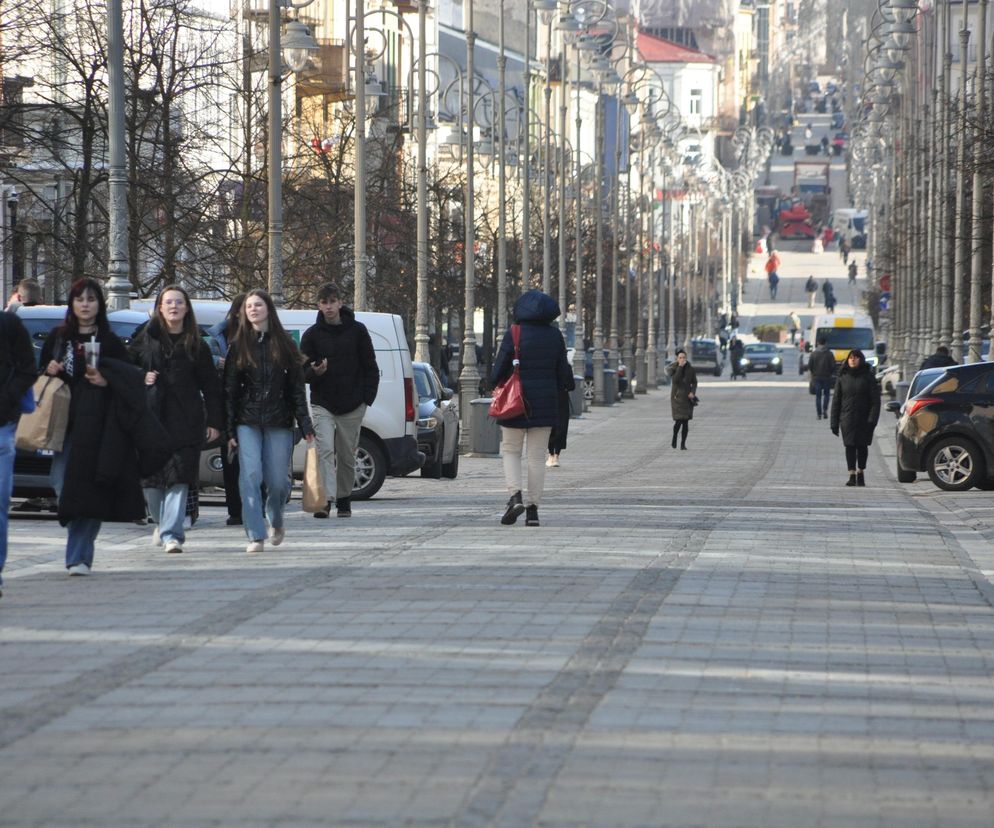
[845,472,857,487]
[525,505,539,526]
[671,434,677,449]
[856,471,865,487]
[501,491,525,525]
[336,497,351,518]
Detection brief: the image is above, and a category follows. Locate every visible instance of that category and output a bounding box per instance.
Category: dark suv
[690,338,725,377]
[895,362,994,491]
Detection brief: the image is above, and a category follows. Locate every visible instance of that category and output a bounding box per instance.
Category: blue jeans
[0,422,16,585]
[236,425,293,542]
[814,377,832,417]
[144,484,188,545]
[50,435,102,569]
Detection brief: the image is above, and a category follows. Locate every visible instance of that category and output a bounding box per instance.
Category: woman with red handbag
[490,290,572,527]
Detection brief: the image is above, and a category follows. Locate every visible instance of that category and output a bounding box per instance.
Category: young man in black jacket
[809,337,837,421]
[0,310,38,598]
[300,283,379,518]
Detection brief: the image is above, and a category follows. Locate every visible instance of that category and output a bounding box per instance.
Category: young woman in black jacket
[41,278,162,575]
[830,349,881,486]
[129,285,223,554]
[224,289,313,553]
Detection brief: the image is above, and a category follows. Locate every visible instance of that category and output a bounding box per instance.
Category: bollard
[468,398,501,455]
[569,376,585,418]
[602,368,618,404]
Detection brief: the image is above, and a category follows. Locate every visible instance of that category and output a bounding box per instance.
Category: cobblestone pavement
[3,374,994,827]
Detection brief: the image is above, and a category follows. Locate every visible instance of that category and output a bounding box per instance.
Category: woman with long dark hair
[41,278,168,575]
[224,289,313,553]
[830,349,881,486]
[129,285,222,553]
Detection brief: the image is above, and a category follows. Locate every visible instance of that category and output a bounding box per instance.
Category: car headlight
[771,357,781,364]
[416,417,438,429]
[741,358,751,365]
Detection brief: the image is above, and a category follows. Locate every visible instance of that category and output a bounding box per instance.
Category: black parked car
[412,362,460,479]
[895,362,994,490]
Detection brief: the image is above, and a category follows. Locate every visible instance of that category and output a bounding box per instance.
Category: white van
[131,300,423,500]
[801,312,880,375]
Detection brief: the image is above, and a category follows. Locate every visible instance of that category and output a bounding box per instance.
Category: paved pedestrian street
[3,374,994,827]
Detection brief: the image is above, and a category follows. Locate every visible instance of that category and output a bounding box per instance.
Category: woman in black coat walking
[41,278,170,575]
[130,285,223,554]
[665,349,698,449]
[490,290,572,527]
[830,349,881,486]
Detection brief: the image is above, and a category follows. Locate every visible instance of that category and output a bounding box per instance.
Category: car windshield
[816,327,875,350]
[745,344,777,354]
[691,342,715,356]
[909,368,946,397]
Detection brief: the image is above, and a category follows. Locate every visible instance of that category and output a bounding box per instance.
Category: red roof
[637,31,716,64]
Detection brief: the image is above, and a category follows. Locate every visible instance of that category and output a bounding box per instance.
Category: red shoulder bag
[488,324,529,419]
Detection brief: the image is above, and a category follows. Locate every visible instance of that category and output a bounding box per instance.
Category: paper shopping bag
[301,445,327,513]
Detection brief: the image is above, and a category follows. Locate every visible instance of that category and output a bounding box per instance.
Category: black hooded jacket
[0,311,37,428]
[490,290,572,429]
[300,307,379,415]
[830,360,881,447]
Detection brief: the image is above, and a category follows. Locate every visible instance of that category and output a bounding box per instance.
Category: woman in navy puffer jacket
[490,290,572,527]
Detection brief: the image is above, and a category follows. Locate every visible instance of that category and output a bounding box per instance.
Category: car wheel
[582,378,594,402]
[420,433,443,479]
[926,436,984,491]
[442,432,460,479]
[896,462,916,484]
[352,434,387,500]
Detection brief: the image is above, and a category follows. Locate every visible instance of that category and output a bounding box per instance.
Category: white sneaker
[269,526,285,547]
[152,527,161,546]
[164,540,184,554]
[246,540,264,554]
[546,456,555,468]
[68,563,91,576]
[551,457,560,468]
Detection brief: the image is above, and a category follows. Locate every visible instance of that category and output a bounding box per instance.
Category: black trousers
[845,445,868,470]
[672,419,689,446]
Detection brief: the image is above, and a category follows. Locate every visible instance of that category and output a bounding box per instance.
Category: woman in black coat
[830,349,881,486]
[129,285,223,554]
[490,290,572,527]
[665,349,698,449]
[41,277,170,575]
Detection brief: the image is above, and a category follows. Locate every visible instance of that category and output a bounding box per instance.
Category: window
[689,89,702,115]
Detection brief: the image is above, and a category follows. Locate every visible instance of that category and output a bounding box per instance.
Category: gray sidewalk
[3,376,994,827]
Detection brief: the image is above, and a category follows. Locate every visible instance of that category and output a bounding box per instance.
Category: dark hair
[224,293,246,339]
[58,277,110,340]
[936,345,950,356]
[846,349,865,366]
[817,337,827,345]
[231,289,301,371]
[145,284,201,358]
[316,283,342,303]
[676,348,687,357]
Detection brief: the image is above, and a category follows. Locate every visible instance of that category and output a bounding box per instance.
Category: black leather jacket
[223,331,313,437]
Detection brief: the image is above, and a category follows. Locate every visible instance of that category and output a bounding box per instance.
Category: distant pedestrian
[821,135,830,156]
[666,349,698,449]
[920,345,957,371]
[808,336,836,420]
[787,311,802,345]
[768,268,780,299]
[812,236,824,254]
[207,294,247,526]
[805,274,818,308]
[491,289,572,528]
[129,285,223,555]
[848,261,858,284]
[41,278,170,576]
[5,278,42,312]
[0,309,37,599]
[840,238,851,264]
[822,279,836,313]
[765,249,781,299]
[225,289,314,553]
[830,349,881,487]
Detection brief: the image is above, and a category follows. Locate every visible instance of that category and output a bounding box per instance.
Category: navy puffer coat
[490,290,572,429]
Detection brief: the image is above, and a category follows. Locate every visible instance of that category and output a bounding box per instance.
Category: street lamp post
[105,0,129,309]
[967,0,988,363]
[414,0,430,362]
